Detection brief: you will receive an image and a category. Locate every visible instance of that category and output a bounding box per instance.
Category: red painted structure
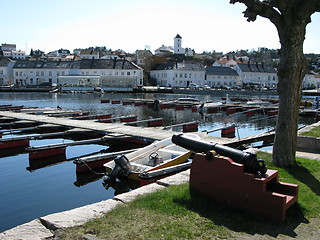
[147,119,164,127]
[0,139,29,149]
[183,122,198,132]
[190,152,298,221]
[221,125,236,138]
[29,147,66,160]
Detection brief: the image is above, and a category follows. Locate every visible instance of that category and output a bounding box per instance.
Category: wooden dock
[0,110,276,148]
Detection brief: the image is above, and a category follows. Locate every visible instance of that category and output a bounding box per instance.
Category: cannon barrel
[172,134,267,174]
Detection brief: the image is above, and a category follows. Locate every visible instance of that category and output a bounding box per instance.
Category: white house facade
[302,72,319,89]
[12,59,143,88]
[234,63,278,88]
[150,62,205,87]
[0,58,15,85]
[205,66,240,87]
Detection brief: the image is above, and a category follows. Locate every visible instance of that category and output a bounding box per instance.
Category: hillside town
[1,34,320,91]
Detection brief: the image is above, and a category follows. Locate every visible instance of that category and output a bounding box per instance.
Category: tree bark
[272,20,307,168]
[228,0,319,168]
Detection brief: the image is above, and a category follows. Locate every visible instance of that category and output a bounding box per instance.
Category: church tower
[174,34,184,55]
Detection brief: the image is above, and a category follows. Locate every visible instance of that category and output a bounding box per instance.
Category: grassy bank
[301,125,320,138]
[59,152,320,239]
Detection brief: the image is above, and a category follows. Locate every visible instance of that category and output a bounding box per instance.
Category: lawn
[59,152,320,240]
[301,125,320,138]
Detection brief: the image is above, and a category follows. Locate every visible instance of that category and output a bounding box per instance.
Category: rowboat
[74,149,138,173]
[103,133,200,181]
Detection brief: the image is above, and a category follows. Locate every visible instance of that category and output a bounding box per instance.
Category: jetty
[0,109,277,150]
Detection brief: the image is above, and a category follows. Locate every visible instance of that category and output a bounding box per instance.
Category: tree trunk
[272,23,307,168]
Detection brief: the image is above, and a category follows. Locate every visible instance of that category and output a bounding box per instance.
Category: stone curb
[40,199,123,231]
[0,169,191,240]
[114,182,166,203]
[0,219,53,240]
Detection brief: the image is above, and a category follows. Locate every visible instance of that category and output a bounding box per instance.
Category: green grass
[60,153,320,240]
[301,125,320,137]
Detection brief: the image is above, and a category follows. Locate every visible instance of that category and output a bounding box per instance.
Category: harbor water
[0,91,316,232]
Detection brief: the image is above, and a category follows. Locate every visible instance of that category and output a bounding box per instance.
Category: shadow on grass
[287,163,320,196]
[175,188,309,239]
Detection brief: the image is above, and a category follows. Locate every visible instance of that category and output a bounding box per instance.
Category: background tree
[229,0,320,167]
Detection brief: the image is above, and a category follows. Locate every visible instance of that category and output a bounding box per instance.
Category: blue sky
[2,0,320,54]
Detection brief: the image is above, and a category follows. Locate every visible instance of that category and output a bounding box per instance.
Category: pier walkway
[0,110,226,144]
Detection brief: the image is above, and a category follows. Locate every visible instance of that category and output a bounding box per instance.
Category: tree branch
[229,0,282,27]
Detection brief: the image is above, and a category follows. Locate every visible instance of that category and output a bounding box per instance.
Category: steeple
[174,34,184,55]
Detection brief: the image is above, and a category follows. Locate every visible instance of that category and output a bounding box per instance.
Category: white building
[150,62,205,87]
[154,45,174,55]
[11,50,26,59]
[0,58,15,85]
[212,57,238,68]
[79,49,99,59]
[12,59,143,88]
[205,66,240,88]
[302,72,319,89]
[135,50,153,66]
[174,34,184,55]
[1,44,16,51]
[234,63,278,88]
[1,43,25,60]
[47,49,70,58]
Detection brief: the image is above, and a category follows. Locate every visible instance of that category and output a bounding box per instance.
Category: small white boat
[104,133,200,181]
[246,100,270,106]
[176,97,201,105]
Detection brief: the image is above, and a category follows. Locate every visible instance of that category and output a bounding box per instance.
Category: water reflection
[0,91,318,232]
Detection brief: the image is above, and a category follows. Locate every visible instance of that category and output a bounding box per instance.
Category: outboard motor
[109,155,132,179]
[172,134,267,174]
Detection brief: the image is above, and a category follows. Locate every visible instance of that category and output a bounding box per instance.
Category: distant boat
[103,134,200,181]
[175,96,201,105]
[246,100,271,106]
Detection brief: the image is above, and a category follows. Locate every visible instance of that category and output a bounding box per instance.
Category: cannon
[172,134,267,174]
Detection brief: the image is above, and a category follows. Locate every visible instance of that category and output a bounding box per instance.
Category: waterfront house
[302,71,319,89]
[150,62,205,88]
[0,58,15,85]
[12,59,143,89]
[205,66,240,88]
[233,62,278,88]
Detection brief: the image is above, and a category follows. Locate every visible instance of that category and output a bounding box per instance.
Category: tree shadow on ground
[288,162,320,196]
[175,188,309,239]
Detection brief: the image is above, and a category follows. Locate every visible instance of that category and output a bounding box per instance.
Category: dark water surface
[0,91,316,232]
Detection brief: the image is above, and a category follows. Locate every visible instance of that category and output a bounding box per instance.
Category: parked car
[189,83,200,89]
[203,84,211,90]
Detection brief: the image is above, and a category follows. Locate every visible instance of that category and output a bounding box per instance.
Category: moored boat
[74,148,138,173]
[103,134,200,181]
[175,96,201,106]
